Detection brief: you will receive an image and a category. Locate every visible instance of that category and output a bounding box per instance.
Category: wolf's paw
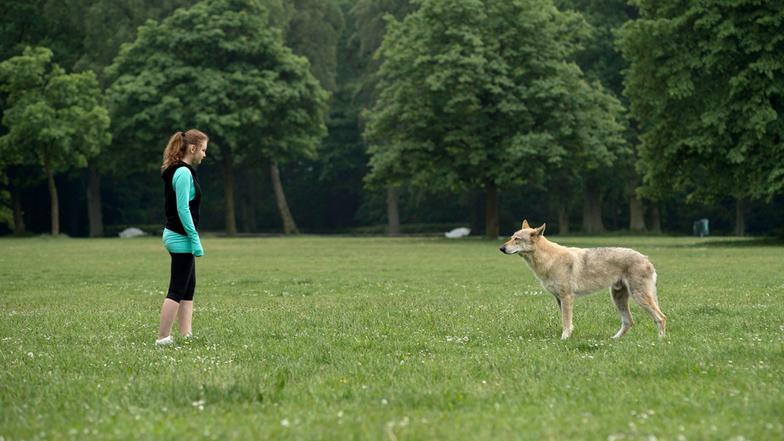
[612,328,631,339]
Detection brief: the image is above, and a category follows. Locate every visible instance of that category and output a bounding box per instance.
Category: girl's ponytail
[161,130,208,172]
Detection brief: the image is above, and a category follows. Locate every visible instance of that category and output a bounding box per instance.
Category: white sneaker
[155,336,174,346]
[182,332,192,339]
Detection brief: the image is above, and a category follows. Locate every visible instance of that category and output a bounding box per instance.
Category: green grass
[1,235,782,440]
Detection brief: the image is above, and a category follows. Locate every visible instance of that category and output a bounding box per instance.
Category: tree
[0,47,110,235]
[1,1,87,235]
[365,0,625,238]
[619,0,784,236]
[73,0,200,82]
[557,0,641,233]
[267,0,345,234]
[282,0,344,92]
[351,0,416,99]
[352,0,416,235]
[0,0,87,70]
[0,1,48,61]
[2,0,205,236]
[78,0,202,236]
[107,0,328,235]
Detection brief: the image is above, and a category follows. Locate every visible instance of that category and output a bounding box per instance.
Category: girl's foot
[155,336,174,346]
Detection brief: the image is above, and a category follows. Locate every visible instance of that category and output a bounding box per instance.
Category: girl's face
[185,141,208,165]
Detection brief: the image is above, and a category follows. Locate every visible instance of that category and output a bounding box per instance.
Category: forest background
[1,0,782,238]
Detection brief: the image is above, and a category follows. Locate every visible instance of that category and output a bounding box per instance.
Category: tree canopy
[106,0,328,235]
[0,46,110,234]
[365,0,626,237]
[107,0,328,168]
[282,0,345,92]
[620,0,784,202]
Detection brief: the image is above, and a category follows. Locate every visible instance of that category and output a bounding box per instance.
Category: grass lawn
[1,235,782,440]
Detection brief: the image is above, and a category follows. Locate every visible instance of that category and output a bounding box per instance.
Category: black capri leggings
[167,252,195,302]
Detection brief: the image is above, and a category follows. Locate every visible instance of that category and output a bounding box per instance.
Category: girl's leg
[178,255,196,337]
[158,298,180,339]
[178,300,193,336]
[159,252,191,341]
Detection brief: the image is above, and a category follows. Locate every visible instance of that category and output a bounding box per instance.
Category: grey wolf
[499,220,667,339]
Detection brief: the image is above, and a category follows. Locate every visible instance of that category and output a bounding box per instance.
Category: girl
[156,129,208,346]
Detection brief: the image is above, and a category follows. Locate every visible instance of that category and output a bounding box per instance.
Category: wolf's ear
[533,223,546,236]
[522,219,530,229]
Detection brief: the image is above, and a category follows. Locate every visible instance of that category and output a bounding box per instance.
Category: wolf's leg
[559,293,574,339]
[629,279,666,338]
[610,282,633,339]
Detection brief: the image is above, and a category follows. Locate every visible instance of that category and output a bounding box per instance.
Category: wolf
[500,220,666,339]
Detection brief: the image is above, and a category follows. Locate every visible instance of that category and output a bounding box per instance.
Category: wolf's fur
[500,220,666,339]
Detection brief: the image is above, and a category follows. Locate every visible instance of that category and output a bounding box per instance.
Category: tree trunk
[239,197,249,233]
[627,176,646,233]
[66,182,80,236]
[270,160,299,234]
[11,184,25,236]
[649,202,662,233]
[240,196,256,233]
[238,169,256,233]
[45,163,60,235]
[86,165,103,237]
[582,183,605,233]
[558,205,570,235]
[469,190,483,236]
[735,197,746,237]
[386,186,400,236]
[223,153,238,236]
[485,184,499,239]
[629,196,646,233]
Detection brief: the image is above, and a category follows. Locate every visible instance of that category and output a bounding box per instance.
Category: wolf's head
[499,219,546,254]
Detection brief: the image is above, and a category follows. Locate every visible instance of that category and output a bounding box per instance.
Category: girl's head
[161,129,209,172]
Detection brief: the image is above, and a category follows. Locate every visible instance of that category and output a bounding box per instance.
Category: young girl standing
[156,129,208,346]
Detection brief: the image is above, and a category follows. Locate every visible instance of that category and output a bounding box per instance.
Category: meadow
[1,235,782,440]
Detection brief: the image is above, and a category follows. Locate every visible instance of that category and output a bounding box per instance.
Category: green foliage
[350,0,418,101]
[351,0,416,77]
[282,0,345,91]
[0,0,49,61]
[555,0,634,97]
[365,0,626,191]
[0,0,85,70]
[619,0,784,202]
[106,0,329,171]
[0,46,110,172]
[551,0,638,207]
[74,0,199,82]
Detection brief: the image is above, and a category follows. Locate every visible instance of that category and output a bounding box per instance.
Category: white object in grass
[445,227,471,238]
[119,227,147,238]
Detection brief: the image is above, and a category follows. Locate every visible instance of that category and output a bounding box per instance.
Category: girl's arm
[172,167,204,256]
